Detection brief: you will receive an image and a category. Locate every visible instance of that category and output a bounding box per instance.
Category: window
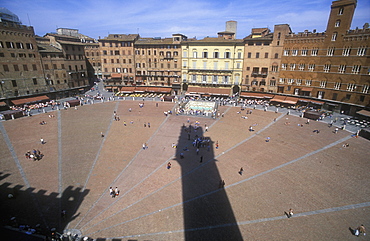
[26,43,33,49]
[283,49,289,56]
[33,78,37,85]
[32,64,37,71]
[252,67,259,75]
[203,61,207,69]
[23,64,28,71]
[202,52,208,58]
[213,61,218,70]
[202,75,207,83]
[338,7,343,15]
[331,32,338,41]
[192,74,197,82]
[335,20,341,27]
[296,79,302,85]
[338,65,346,73]
[287,78,294,84]
[111,59,114,63]
[16,42,24,49]
[327,47,335,56]
[281,63,287,70]
[274,53,278,59]
[225,62,229,70]
[12,80,17,87]
[305,79,312,86]
[13,64,19,71]
[332,93,338,100]
[352,65,361,74]
[317,91,324,99]
[308,64,315,72]
[213,52,219,58]
[279,78,285,84]
[223,76,229,84]
[213,75,218,83]
[264,52,268,58]
[6,42,14,48]
[270,80,276,86]
[193,51,197,58]
[298,64,305,71]
[292,49,298,56]
[247,52,251,58]
[271,65,278,72]
[183,61,187,68]
[320,81,327,88]
[236,62,241,69]
[53,64,57,69]
[347,83,356,91]
[357,46,366,56]
[290,63,296,71]
[334,82,341,90]
[192,61,196,69]
[115,50,120,55]
[311,48,318,56]
[103,50,107,55]
[238,52,242,59]
[342,46,351,56]
[255,52,260,58]
[301,48,308,56]
[324,64,331,73]
[224,52,230,58]
[362,85,369,93]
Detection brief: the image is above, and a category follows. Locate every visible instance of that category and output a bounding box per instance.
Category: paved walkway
[0,94,369,240]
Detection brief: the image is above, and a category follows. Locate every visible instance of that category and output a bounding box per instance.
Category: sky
[2,0,370,40]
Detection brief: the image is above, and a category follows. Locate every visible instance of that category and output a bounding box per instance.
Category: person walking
[200,156,203,163]
[239,167,244,175]
[167,162,172,169]
[114,187,119,197]
[40,138,45,144]
[109,187,115,197]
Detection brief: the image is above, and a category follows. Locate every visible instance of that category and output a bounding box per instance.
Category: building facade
[181,37,244,96]
[0,14,47,102]
[99,34,139,91]
[44,32,89,93]
[279,0,370,114]
[242,24,291,95]
[134,34,184,92]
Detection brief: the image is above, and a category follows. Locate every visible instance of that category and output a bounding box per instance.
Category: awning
[0,101,7,106]
[301,87,313,92]
[158,87,171,93]
[240,92,273,98]
[356,110,370,117]
[11,95,50,106]
[134,86,148,93]
[120,86,135,93]
[270,95,286,102]
[282,97,298,105]
[111,73,122,78]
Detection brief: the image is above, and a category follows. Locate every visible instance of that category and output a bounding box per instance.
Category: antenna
[27,13,31,26]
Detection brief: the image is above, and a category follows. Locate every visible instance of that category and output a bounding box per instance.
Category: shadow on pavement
[175,123,243,241]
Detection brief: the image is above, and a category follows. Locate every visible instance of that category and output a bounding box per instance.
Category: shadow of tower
[175,123,243,241]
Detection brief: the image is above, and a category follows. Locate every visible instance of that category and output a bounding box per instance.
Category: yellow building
[181,37,244,96]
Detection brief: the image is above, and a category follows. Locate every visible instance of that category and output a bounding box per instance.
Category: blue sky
[2,0,370,39]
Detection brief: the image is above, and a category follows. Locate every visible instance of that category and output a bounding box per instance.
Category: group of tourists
[25,149,44,161]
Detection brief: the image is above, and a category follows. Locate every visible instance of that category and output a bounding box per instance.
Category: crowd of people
[25,149,44,161]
